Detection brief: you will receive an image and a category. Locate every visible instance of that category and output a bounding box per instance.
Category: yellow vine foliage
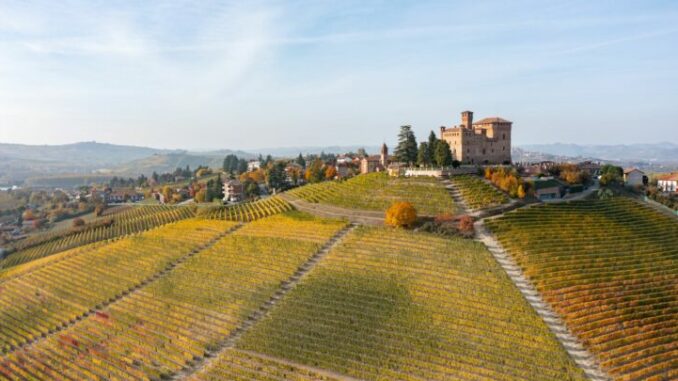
[385,201,417,228]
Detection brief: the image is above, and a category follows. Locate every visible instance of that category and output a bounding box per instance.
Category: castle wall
[440,118,511,165]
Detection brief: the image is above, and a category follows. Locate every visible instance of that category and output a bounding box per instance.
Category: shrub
[385,202,417,228]
[458,215,475,236]
[72,218,85,228]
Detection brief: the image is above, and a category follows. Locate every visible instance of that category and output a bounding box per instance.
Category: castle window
[503,133,506,140]
[503,146,505,151]
[482,149,486,155]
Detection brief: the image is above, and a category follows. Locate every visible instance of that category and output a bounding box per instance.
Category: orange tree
[385,201,417,228]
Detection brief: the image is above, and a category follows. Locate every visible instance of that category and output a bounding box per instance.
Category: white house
[222,179,244,203]
[247,160,261,172]
[658,174,678,193]
[623,168,645,187]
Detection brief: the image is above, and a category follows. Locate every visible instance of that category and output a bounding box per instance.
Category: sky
[0,0,677,150]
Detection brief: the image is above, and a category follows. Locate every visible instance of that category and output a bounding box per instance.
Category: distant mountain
[112,153,228,176]
[519,142,678,164]
[0,141,178,167]
[249,145,382,157]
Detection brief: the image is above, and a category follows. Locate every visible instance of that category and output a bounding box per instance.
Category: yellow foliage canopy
[385,201,417,228]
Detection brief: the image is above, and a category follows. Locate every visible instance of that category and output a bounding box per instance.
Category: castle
[440,111,512,165]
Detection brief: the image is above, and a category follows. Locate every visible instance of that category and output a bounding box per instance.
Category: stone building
[440,111,512,165]
[360,143,389,174]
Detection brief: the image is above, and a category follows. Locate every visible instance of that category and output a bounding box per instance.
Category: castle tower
[461,110,473,129]
[380,143,388,166]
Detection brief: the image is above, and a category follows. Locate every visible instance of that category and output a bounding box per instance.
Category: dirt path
[474,220,610,381]
[279,193,384,225]
[173,223,358,380]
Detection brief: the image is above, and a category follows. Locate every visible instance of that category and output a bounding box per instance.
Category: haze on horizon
[0,0,677,151]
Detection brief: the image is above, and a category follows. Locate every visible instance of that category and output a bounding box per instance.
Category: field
[486,198,677,380]
[451,175,509,210]
[197,196,293,222]
[287,173,457,215]
[196,226,585,381]
[2,205,196,269]
[0,219,235,353]
[0,212,347,380]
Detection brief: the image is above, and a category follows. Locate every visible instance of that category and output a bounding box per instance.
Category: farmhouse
[623,168,645,187]
[440,110,512,165]
[222,179,244,203]
[360,143,389,174]
[533,179,562,200]
[658,173,678,193]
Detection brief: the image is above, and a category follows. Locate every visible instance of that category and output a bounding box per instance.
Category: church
[440,111,512,165]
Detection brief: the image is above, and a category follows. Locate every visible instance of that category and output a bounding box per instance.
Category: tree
[205,174,224,202]
[295,153,306,168]
[304,159,325,183]
[162,186,174,204]
[599,164,623,187]
[395,125,418,164]
[237,159,248,174]
[325,166,337,179]
[416,142,430,166]
[94,203,106,217]
[244,180,260,198]
[357,148,367,158]
[434,140,453,167]
[427,130,439,163]
[266,161,287,191]
[385,202,417,228]
[458,215,475,236]
[194,189,206,203]
[517,184,526,199]
[223,154,240,172]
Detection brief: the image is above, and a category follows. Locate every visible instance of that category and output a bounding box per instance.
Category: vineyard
[486,198,678,380]
[0,212,347,380]
[1,205,196,269]
[451,175,509,210]
[197,196,293,222]
[287,173,457,215]
[0,219,234,353]
[197,226,585,381]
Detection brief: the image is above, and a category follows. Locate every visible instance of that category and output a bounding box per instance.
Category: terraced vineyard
[451,175,509,210]
[197,196,293,221]
[486,198,678,380]
[0,212,347,380]
[287,173,456,215]
[1,205,196,269]
[196,227,585,381]
[0,219,234,353]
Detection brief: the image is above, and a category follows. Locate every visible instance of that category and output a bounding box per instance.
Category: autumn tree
[325,166,337,180]
[395,125,418,164]
[517,184,526,199]
[162,186,174,204]
[304,159,325,183]
[458,215,475,236]
[194,189,206,203]
[385,201,417,228]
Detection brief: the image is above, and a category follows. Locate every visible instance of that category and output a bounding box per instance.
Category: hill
[519,142,678,164]
[111,152,228,176]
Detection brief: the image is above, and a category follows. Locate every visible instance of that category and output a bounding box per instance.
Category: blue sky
[0,0,676,150]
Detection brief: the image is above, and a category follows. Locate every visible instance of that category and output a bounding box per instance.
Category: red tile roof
[473,117,512,125]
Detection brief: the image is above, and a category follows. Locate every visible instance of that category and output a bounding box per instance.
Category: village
[2,110,677,253]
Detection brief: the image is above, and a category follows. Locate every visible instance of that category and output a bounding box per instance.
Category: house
[360,143,389,174]
[623,168,645,187]
[336,162,350,178]
[247,161,261,172]
[533,178,563,200]
[658,173,678,193]
[222,179,244,203]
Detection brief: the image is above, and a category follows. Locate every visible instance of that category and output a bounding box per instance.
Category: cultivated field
[0,212,347,380]
[451,174,509,210]
[486,198,677,380]
[197,196,292,222]
[0,219,234,353]
[287,173,457,215]
[2,205,197,269]
[198,226,585,381]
